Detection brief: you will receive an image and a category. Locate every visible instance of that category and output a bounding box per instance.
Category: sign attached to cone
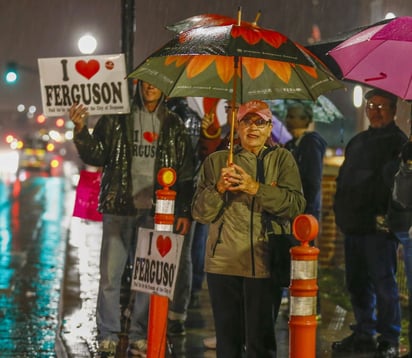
[131,227,183,299]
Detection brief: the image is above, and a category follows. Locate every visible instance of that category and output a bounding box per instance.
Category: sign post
[131,168,180,358]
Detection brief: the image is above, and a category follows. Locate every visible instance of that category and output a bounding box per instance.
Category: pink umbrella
[328,16,412,100]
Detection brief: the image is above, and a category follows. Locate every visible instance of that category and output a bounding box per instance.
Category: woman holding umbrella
[192,100,306,357]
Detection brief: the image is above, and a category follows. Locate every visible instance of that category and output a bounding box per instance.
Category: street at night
[2,1,412,357]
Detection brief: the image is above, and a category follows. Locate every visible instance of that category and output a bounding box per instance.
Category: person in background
[192,100,306,357]
[333,88,408,358]
[284,101,327,317]
[284,102,326,222]
[387,139,412,358]
[69,80,194,358]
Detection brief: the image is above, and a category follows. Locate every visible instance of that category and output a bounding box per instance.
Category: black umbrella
[306,18,392,77]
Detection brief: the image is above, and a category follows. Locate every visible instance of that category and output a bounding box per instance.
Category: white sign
[131,228,183,299]
[38,54,130,117]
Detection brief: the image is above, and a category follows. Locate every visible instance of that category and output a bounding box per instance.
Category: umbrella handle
[228,56,239,165]
[228,110,236,164]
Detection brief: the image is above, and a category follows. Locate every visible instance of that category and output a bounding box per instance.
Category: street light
[78,34,97,54]
[4,62,18,84]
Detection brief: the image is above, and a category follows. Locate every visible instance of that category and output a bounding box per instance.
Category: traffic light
[4,62,18,84]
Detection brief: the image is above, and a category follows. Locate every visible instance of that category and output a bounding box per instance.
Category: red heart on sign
[157,235,172,257]
[75,59,100,79]
[143,131,159,143]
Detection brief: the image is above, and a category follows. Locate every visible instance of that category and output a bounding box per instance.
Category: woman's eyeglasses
[239,117,270,128]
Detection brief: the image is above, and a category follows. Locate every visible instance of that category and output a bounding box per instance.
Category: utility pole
[121,0,135,98]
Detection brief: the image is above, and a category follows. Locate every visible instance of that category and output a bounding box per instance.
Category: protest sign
[38,54,130,117]
[131,227,183,299]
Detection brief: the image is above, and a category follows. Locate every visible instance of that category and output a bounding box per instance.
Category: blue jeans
[168,225,193,321]
[394,231,412,348]
[344,232,401,344]
[96,213,139,342]
[191,222,208,293]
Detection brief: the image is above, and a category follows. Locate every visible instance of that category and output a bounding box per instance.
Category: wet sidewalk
[59,218,409,357]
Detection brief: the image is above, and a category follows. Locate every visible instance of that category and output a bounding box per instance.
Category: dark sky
[1,0,411,136]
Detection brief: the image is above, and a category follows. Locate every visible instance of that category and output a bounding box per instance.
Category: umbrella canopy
[128,22,343,103]
[129,12,343,162]
[328,16,412,100]
[165,13,242,33]
[267,95,344,124]
[306,18,392,77]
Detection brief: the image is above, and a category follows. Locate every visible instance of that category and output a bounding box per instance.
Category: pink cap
[237,100,272,122]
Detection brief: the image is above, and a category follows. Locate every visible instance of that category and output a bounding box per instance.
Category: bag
[267,230,296,287]
[72,169,103,222]
[387,162,412,232]
[257,145,296,287]
[392,163,412,209]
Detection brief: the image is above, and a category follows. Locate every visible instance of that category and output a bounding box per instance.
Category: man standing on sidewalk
[333,89,408,358]
[69,81,194,358]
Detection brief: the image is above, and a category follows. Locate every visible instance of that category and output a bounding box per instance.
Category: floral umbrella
[129,23,342,103]
[129,11,343,162]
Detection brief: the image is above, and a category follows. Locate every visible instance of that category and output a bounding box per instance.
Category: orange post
[289,214,320,358]
[146,168,177,358]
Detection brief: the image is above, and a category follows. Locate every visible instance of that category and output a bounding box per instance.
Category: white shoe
[128,339,147,357]
[203,336,217,350]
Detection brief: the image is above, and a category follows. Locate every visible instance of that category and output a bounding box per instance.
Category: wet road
[0,175,68,357]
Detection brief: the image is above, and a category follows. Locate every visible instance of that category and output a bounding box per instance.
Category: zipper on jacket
[250,197,256,276]
[211,221,224,257]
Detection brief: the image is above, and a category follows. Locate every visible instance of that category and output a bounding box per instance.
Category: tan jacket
[192,145,306,278]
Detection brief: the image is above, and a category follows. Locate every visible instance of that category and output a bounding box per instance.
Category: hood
[132,81,165,112]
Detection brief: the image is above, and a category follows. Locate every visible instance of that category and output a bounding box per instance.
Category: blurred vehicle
[17,136,63,178]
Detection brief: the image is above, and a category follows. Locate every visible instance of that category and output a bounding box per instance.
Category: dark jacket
[73,102,194,217]
[334,122,407,235]
[285,131,327,220]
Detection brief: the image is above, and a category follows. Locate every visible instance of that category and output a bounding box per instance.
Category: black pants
[207,273,277,358]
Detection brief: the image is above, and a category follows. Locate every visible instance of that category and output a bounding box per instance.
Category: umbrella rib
[293,67,318,101]
[403,74,412,100]
[337,41,385,80]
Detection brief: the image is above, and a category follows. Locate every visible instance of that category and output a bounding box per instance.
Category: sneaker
[167,319,186,336]
[98,339,117,358]
[374,340,399,358]
[332,332,377,353]
[128,339,147,358]
[203,336,217,350]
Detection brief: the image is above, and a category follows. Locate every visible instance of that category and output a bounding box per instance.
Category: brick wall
[317,169,345,269]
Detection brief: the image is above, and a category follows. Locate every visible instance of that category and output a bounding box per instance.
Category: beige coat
[192,145,306,278]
